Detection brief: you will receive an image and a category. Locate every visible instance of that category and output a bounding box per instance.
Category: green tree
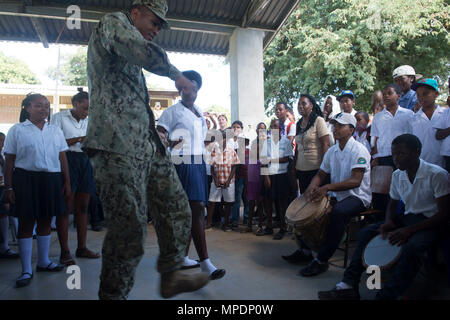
[47,47,87,86]
[0,51,40,84]
[264,0,450,114]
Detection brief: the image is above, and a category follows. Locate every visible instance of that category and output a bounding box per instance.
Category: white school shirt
[320,137,372,207]
[261,136,293,175]
[433,107,450,157]
[157,101,207,156]
[50,109,88,153]
[390,160,449,218]
[411,106,445,168]
[3,120,69,172]
[371,106,413,158]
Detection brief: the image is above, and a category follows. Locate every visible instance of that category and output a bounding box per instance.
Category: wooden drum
[286,195,331,252]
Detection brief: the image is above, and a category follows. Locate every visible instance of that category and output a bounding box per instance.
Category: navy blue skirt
[11,168,65,219]
[175,155,208,203]
[66,151,96,195]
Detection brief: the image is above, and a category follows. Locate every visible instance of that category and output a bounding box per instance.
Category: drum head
[363,234,402,270]
[286,195,328,223]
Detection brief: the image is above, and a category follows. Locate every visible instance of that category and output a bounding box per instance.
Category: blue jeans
[231,177,249,224]
[342,213,439,300]
[297,196,366,262]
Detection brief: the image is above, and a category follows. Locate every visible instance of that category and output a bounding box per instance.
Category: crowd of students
[1,64,449,300]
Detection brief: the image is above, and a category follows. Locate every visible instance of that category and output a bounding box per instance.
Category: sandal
[16,272,33,288]
[60,251,76,266]
[76,247,100,259]
[0,248,19,259]
[36,262,65,272]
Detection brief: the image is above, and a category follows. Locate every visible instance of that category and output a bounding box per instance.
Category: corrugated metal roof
[0,0,300,55]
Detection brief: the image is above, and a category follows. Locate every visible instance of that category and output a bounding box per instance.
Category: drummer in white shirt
[294,113,371,277]
[319,134,449,300]
[410,78,446,169]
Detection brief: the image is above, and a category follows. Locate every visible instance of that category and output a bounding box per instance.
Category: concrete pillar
[227,28,266,140]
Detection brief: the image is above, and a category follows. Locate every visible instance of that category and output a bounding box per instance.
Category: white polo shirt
[3,120,69,172]
[320,137,372,207]
[157,101,207,156]
[261,136,293,175]
[411,106,445,168]
[433,107,450,157]
[50,109,88,153]
[371,106,413,158]
[390,160,449,218]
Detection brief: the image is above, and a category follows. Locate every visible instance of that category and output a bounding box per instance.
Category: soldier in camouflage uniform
[83,0,210,300]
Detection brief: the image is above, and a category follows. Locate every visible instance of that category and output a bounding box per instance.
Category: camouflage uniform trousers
[89,139,191,300]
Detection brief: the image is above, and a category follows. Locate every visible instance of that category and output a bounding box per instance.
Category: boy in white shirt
[319,134,449,300]
[435,106,450,172]
[410,78,446,168]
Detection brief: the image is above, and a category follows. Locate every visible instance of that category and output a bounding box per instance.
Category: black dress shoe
[210,269,226,280]
[318,286,360,300]
[299,260,329,277]
[281,249,313,264]
[16,272,33,288]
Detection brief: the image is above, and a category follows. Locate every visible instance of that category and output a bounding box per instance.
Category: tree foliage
[47,47,87,86]
[264,0,450,114]
[0,51,40,84]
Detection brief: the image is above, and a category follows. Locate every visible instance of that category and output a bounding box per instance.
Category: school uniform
[300,137,371,262]
[158,101,208,203]
[282,119,296,139]
[371,106,413,163]
[51,110,95,195]
[411,106,446,169]
[3,120,68,218]
[433,107,450,172]
[262,136,293,200]
[342,160,449,299]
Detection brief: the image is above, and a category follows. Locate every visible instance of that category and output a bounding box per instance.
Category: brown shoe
[75,247,100,259]
[160,269,209,299]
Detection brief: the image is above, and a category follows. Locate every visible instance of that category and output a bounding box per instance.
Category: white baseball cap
[331,113,357,128]
[392,65,422,80]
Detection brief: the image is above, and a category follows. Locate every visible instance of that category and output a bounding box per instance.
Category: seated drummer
[287,113,372,277]
[319,134,449,300]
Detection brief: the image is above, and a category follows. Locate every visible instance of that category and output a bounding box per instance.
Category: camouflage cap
[132,0,170,29]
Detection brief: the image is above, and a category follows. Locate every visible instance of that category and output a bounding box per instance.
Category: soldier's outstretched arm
[99,13,180,80]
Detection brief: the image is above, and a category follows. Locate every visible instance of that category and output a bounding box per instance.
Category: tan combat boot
[160,269,210,298]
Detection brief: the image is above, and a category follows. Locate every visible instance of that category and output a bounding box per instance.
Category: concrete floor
[1,220,449,300]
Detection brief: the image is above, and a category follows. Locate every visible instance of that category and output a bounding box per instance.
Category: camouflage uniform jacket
[83,11,181,159]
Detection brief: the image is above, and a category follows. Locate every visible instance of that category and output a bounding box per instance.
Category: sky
[0,41,231,112]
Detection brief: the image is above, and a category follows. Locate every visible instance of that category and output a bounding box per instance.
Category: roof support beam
[30,17,49,48]
[242,0,271,28]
